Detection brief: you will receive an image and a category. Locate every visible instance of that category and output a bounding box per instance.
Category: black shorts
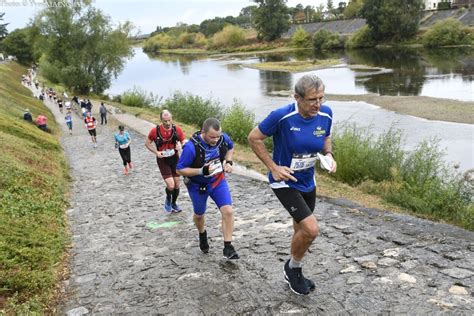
[272,187,316,223]
[88,129,96,137]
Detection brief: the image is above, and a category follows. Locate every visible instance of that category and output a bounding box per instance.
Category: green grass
[332,124,473,230]
[0,62,70,313]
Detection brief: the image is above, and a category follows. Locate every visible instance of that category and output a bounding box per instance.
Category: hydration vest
[189,131,229,168]
[154,124,179,149]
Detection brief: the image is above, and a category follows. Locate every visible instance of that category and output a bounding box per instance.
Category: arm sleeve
[324,106,333,137]
[176,142,196,170]
[258,109,284,137]
[148,128,156,141]
[223,133,234,150]
[176,126,185,142]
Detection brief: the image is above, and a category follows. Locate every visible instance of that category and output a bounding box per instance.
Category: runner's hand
[224,162,233,173]
[271,166,297,182]
[156,151,163,158]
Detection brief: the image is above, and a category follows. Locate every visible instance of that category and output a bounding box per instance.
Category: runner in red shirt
[84,111,97,148]
[145,110,185,213]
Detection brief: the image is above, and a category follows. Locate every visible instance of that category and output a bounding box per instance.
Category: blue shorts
[186,179,232,216]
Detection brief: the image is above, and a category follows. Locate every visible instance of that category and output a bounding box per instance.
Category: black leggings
[119,147,131,166]
[272,188,316,223]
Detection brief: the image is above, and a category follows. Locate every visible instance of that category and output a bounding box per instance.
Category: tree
[313,4,325,22]
[253,0,290,41]
[343,0,364,18]
[360,0,424,42]
[0,12,8,40]
[326,0,335,19]
[2,28,34,64]
[34,2,133,93]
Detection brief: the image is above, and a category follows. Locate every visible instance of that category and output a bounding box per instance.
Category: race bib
[205,158,223,177]
[290,153,318,171]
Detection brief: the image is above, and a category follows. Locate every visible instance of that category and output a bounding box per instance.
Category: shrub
[313,29,345,51]
[345,25,376,49]
[121,86,162,108]
[143,33,174,52]
[291,26,311,48]
[177,32,195,47]
[194,32,208,48]
[221,102,255,144]
[210,25,246,48]
[332,124,473,229]
[422,18,473,47]
[164,91,223,127]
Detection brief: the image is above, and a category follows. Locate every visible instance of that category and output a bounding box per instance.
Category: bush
[422,18,473,47]
[345,25,376,49]
[210,25,246,48]
[313,29,345,51]
[332,124,473,229]
[164,91,223,127]
[291,26,311,48]
[121,86,162,108]
[143,33,175,53]
[221,102,255,144]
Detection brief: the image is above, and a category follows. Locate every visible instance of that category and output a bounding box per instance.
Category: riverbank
[269,91,474,124]
[0,62,70,313]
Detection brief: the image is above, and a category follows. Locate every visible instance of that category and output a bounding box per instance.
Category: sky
[1,0,333,34]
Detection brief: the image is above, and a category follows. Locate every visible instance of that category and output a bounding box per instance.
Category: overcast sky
[1,0,336,34]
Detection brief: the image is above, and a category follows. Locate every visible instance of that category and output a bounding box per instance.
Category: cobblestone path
[36,92,473,315]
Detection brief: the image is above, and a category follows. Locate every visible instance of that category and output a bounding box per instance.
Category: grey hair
[294,75,325,98]
[202,118,221,133]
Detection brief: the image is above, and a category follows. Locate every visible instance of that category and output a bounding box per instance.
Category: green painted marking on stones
[146,221,180,229]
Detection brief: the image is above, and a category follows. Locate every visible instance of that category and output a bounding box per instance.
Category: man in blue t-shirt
[248,74,337,295]
[177,118,239,260]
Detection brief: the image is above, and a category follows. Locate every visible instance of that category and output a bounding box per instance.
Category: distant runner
[84,111,97,147]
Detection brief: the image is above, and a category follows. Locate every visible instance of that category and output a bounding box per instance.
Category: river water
[107,47,474,172]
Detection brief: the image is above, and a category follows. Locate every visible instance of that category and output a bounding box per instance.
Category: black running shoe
[283,259,310,295]
[223,244,240,260]
[285,272,315,291]
[199,233,209,254]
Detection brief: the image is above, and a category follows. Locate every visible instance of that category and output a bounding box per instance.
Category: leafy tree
[313,4,325,22]
[2,27,34,64]
[0,12,8,40]
[253,0,290,41]
[326,0,335,19]
[360,0,424,42]
[343,0,364,18]
[34,2,133,93]
[238,5,257,26]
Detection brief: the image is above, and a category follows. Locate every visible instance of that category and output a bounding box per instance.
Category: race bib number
[205,158,223,177]
[290,153,318,171]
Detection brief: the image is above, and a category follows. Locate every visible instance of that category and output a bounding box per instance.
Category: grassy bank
[101,97,474,230]
[243,58,342,73]
[0,62,70,313]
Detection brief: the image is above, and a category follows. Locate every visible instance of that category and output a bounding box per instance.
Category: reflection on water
[345,48,474,98]
[259,70,292,94]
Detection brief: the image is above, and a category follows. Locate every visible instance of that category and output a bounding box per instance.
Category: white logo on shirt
[290,126,301,132]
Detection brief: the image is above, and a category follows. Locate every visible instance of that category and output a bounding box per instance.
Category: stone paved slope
[34,90,473,314]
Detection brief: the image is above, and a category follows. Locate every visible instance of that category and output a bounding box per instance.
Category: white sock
[289,257,302,269]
